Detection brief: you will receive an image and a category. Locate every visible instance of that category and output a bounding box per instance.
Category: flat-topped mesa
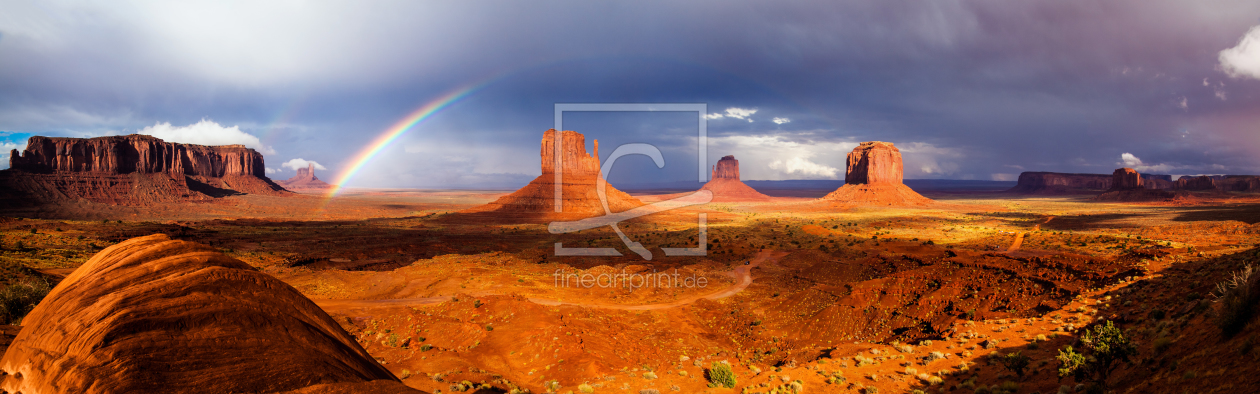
[845,141,903,185]
[1111,168,1144,190]
[712,155,740,180]
[540,129,601,177]
[1,134,287,206]
[1009,172,1112,194]
[10,135,265,178]
[821,141,931,206]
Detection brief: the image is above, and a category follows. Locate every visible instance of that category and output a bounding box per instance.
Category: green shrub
[0,278,52,324]
[1214,264,1259,336]
[578,382,595,393]
[999,351,1031,379]
[1056,320,1137,389]
[706,361,737,388]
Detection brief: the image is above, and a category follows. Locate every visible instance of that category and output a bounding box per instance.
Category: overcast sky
[2,0,1259,188]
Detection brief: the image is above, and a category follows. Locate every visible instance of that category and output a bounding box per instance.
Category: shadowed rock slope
[0,234,423,394]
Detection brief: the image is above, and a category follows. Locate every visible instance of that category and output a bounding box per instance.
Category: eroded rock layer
[2,134,287,205]
[0,234,419,394]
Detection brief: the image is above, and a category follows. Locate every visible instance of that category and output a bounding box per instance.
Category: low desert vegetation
[706,361,737,388]
[0,277,52,324]
[1214,264,1258,336]
[1057,320,1137,393]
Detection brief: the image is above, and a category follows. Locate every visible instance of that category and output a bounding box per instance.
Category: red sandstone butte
[821,141,931,206]
[698,155,771,202]
[279,162,334,190]
[0,234,420,394]
[1111,168,1144,190]
[0,134,287,206]
[462,129,643,221]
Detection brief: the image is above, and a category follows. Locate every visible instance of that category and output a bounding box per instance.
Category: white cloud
[772,117,790,124]
[1214,88,1228,101]
[1178,96,1188,110]
[265,167,277,174]
[705,113,725,119]
[723,107,757,120]
[769,156,839,178]
[709,134,855,180]
[1220,25,1260,80]
[138,120,274,155]
[991,173,1017,181]
[280,158,326,172]
[1119,153,1174,173]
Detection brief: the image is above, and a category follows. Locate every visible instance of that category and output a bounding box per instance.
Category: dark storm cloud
[0,1,1257,184]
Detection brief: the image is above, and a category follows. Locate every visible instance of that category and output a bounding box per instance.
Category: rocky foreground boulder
[821,141,931,206]
[1,134,288,206]
[0,234,421,394]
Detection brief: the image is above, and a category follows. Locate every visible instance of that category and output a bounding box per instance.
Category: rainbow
[324,85,479,199]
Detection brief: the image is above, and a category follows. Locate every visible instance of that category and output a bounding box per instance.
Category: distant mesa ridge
[278,162,333,190]
[821,141,932,206]
[1,134,288,206]
[1010,169,1259,194]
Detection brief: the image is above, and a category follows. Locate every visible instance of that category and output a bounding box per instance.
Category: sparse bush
[0,278,52,325]
[579,382,595,393]
[643,371,657,380]
[706,361,736,388]
[1056,320,1137,390]
[999,351,1031,379]
[1214,264,1259,336]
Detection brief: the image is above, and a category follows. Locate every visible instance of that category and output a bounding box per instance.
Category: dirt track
[313,250,787,312]
[1007,216,1053,252]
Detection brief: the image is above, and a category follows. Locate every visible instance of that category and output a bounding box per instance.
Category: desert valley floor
[3,188,1260,394]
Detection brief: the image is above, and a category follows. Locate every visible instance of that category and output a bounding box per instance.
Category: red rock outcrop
[1111,168,1144,190]
[712,155,741,180]
[279,162,334,190]
[821,142,931,206]
[844,141,903,184]
[462,129,643,222]
[696,155,772,202]
[0,234,421,394]
[1008,172,1113,194]
[1,134,287,206]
